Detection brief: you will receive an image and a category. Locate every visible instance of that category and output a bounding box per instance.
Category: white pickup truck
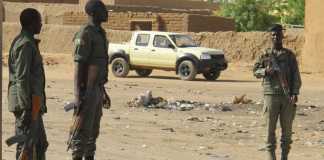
[108,31,227,81]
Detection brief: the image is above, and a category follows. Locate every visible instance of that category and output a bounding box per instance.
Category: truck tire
[135,69,152,77]
[178,60,197,81]
[111,58,129,77]
[203,71,220,81]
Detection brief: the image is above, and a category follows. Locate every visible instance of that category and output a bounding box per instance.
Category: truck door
[130,34,152,66]
[151,35,177,69]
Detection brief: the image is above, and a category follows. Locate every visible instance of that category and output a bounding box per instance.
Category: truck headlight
[200,53,211,60]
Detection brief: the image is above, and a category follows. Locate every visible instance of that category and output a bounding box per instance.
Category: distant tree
[217,0,304,31]
[284,0,304,25]
[217,0,278,31]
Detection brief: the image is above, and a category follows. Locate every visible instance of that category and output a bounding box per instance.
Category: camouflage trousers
[263,95,297,154]
[14,110,48,160]
[71,86,103,158]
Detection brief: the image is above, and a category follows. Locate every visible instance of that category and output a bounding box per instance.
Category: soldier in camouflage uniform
[253,24,302,160]
[70,1,109,160]
[8,8,48,160]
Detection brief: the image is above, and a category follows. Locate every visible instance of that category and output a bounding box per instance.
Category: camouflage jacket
[253,48,302,95]
[73,23,109,85]
[8,30,47,113]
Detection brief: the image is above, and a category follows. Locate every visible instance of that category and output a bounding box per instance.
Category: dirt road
[2,55,324,160]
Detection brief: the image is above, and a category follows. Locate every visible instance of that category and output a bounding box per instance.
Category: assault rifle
[6,96,42,160]
[64,87,111,112]
[65,102,82,151]
[269,53,290,98]
[65,87,110,151]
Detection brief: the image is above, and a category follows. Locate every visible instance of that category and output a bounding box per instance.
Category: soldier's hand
[265,66,274,76]
[290,95,298,104]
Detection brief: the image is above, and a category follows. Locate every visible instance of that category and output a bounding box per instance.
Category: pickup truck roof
[133,31,182,36]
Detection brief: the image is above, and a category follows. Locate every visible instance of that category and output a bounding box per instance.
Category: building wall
[114,0,218,10]
[63,11,187,32]
[63,11,234,32]
[187,14,235,32]
[4,2,79,24]
[302,0,324,72]
[158,13,187,32]
[63,11,161,30]
[4,0,77,3]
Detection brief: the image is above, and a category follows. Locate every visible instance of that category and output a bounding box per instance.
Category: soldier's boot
[281,150,289,160]
[72,156,82,160]
[266,150,277,160]
[281,155,288,160]
[85,155,94,160]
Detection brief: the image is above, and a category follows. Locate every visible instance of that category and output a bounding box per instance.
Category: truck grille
[211,54,225,60]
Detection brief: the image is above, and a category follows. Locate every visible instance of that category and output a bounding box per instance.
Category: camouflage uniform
[254,48,302,159]
[8,30,48,160]
[71,23,109,158]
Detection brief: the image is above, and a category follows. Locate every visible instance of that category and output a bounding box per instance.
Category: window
[136,34,150,46]
[153,35,173,48]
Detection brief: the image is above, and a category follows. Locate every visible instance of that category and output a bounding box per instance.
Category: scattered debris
[195,133,204,137]
[297,112,308,116]
[127,91,238,112]
[113,117,121,120]
[221,106,232,112]
[125,83,139,87]
[186,117,204,122]
[233,94,253,104]
[162,128,175,132]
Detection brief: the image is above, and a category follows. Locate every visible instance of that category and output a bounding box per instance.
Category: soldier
[69,0,109,160]
[8,8,48,160]
[253,24,302,160]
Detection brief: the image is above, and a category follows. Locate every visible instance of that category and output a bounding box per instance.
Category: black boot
[72,156,82,160]
[281,152,288,160]
[85,155,94,160]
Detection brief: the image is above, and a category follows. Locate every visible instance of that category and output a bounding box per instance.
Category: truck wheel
[135,69,152,77]
[203,71,221,81]
[178,60,197,81]
[111,58,129,77]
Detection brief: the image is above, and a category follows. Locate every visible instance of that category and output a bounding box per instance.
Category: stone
[187,117,204,122]
[162,128,175,132]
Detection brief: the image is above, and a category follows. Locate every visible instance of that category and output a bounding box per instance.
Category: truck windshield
[169,35,198,48]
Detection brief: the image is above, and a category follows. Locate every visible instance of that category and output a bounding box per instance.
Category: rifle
[65,102,82,151]
[64,88,111,112]
[269,53,290,98]
[6,95,42,160]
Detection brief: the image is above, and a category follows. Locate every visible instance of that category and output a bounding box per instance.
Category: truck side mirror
[168,44,175,49]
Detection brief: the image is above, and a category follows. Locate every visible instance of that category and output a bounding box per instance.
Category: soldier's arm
[74,30,92,105]
[290,54,302,95]
[253,54,267,79]
[15,43,34,110]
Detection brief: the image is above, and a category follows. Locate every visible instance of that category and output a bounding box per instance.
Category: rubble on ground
[232,94,253,104]
[126,91,256,112]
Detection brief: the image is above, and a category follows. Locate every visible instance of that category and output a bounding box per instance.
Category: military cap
[269,24,285,32]
[85,0,106,15]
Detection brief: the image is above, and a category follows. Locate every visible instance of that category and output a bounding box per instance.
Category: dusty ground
[1,55,324,160]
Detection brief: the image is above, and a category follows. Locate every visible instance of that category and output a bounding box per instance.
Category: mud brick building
[3,0,233,32]
[63,11,235,32]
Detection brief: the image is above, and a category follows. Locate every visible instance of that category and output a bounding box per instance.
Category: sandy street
[2,55,324,160]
